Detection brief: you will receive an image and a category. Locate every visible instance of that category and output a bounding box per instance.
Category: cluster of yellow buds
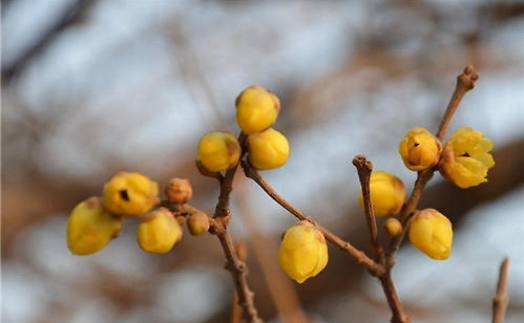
[197,86,290,174]
[399,127,495,187]
[67,173,202,255]
[66,79,494,289]
[353,125,493,261]
[395,126,494,260]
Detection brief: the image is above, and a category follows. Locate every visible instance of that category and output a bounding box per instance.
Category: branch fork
[192,65,489,323]
[240,65,482,323]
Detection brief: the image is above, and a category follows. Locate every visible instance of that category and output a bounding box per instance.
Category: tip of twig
[496,256,510,294]
[459,65,479,90]
[492,256,511,323]
[352,155,373,171]
[499,257,510,279]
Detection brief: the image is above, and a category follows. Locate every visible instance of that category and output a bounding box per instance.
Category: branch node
[352,155,383,262]
[492,257,510,323]
[352,155,373,172]
[459,65,479,90]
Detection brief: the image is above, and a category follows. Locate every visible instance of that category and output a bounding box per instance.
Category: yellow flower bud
[439,127,495,188]
[278,221,328,284]
[247,128,289,170]
[137,207,182,254]
[399,128,442,171]
[409,209,453,260]
[102,172,159,216]
[165,178,193,204]
[360,171,406,217]
[197,131,241,172]
[384,218,402,237]
[67,197,123,255]
[236,85,280,134]
[187,211,210,236]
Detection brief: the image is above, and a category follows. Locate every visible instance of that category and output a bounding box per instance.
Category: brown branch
[386,65,479,264]
[215,230,261,323]
[352,155,383,260]
[231,289,242,323]
[206,134,262,323]
[235,184,309,323]
[241,160,384,277]
[177,181,306,322]
[231,243,247,323]
[167,28,258,319]
[492,257,510,323]
[353,155,409,323]
[435,65,479,141]
[379,274,410,323]
[240,66,478,323]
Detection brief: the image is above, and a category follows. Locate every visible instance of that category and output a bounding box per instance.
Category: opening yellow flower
[399,128,441,171]
[236,85,280,134]
[247,128,290,170]
[137,207,183,254]
[409,209,453,260]
[67,197,123,255]
[439,127,495,188]
[197,131,241,172]
[278,221,328,283]
[103,172,159,216]
[360,171,406,217]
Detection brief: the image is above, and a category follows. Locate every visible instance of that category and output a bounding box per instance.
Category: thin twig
[209,134,262,323]
[352,155,384,260]
[238,65,478,323]
[436,65,479,141]
[492,257,510,323]
[352,155,409,322]
[241,160,384,276]
[235,184,309,323]
[171,31,260,320]
[169,183,261,323]
[231,290,242,323]
[166,187,308,323]
[215,230,261,323]
[379,273,410,323]
[231,243,248,323]
[386,65,479,265]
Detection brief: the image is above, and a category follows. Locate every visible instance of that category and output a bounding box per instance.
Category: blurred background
[2,1,524,322]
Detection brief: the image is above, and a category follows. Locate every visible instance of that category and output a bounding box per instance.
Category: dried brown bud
[187,211,210,236]
[165,178,193,204]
